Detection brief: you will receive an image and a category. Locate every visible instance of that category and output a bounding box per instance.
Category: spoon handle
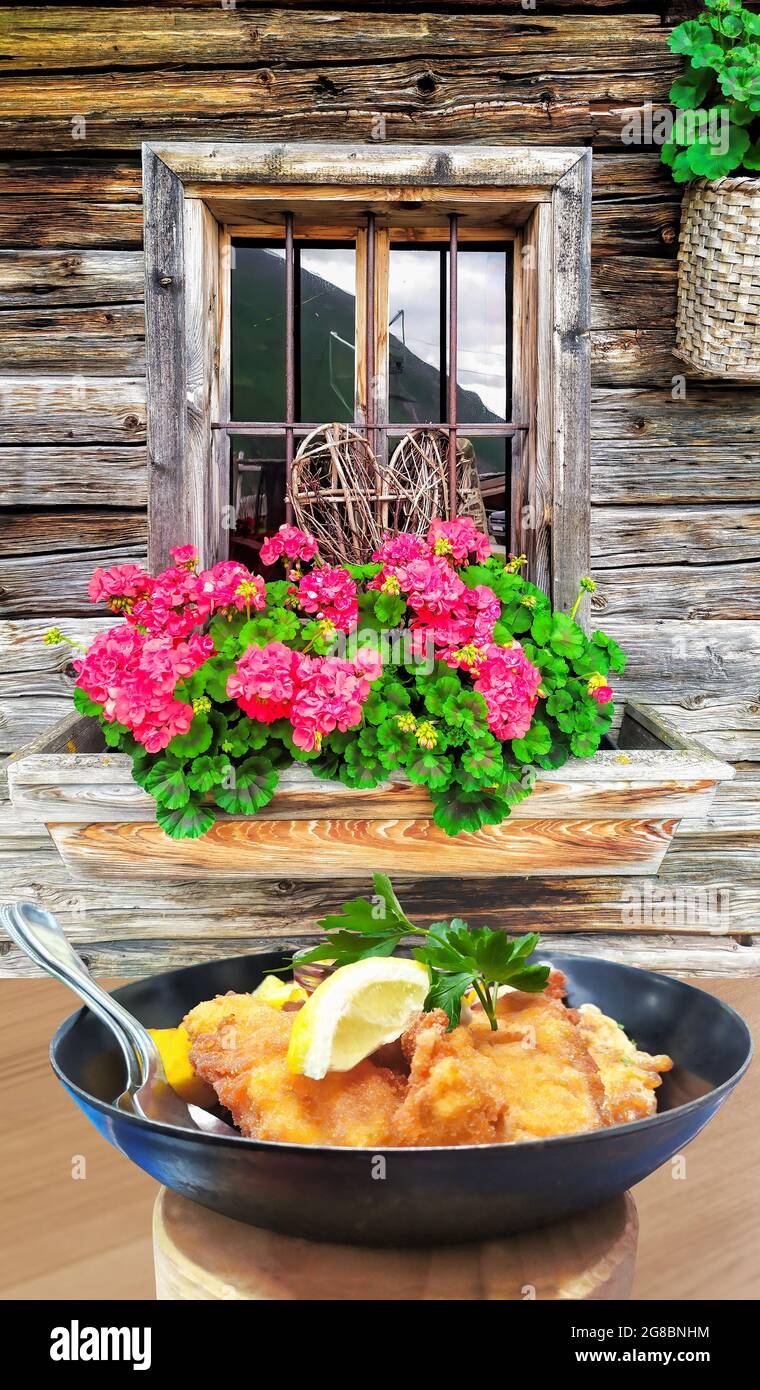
[1,900,155,1091]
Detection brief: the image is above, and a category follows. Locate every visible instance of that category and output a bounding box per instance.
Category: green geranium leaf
[186,754,231,793]
[202,656,236,703]
[460,744,504,784]
[156,798,216,840]
[686,117,749,177]
[670,19,712,58]
[591,631,627,674]
[511,720,552,763]
[213,755,279,814]
[239,608,299,648]
[406,748,453,791]
[373,591,406,627]
[530,610,553,644]
[145,757,191,810]
[168,715,213,759]
[430,787,512,836]
[570,729,603,758]
[550,613,585,660]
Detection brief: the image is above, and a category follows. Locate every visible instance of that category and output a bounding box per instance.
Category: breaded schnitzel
[572,1002,674,1125]
[184,993,403,1147]
[468,991,612,1140]
[391,1010,512,1147]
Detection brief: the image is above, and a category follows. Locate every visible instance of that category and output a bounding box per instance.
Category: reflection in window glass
[388,243,512,519]
[230,241,356,539]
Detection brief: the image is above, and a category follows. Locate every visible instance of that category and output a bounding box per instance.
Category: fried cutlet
[572,1002,673,1125]
[390,1009,513,1147]
[184,993,403,1147]
[468,991,612,1140]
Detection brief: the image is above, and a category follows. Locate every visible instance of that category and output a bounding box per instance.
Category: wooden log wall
[0,2,758,975]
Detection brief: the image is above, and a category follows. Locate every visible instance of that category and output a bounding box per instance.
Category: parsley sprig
[295,874,550,1030]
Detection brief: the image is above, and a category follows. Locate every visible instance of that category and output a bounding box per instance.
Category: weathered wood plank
[0,249,144,307]
[0,618,111,698]
[2,919,757,980]
[591,257,676,331]
[636,702,760,762]
[0,698,71,753]
[0,858,754,938]
[0,160,141,199]
[0,806,51,853]
[591,449,760,504]
[551,151,591,615]
[0,546,146,617]
[0,304,144,373]
[592,562,760,620]
[46,815,678,881]
[0,49,676,151]
[602,620,760,703]
[591,328,695,388]
[0,199,142,248]
[1,10,666,71]
[0,510,147,558]
[8,759,721,826]
[591,201,680,258]
[592,505,760,568]
[0,376,146,442]
[591,387,760,449]
[0,446,148,507]
[677,769,760,835]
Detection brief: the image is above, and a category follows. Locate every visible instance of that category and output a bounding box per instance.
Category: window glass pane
[298,247,356,422]
[388,249,443,426]
[388,243,512,534]
[230,239,356,545]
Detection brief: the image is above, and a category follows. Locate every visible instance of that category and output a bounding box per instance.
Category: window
[227,227,514,555]
[142,141,591,611]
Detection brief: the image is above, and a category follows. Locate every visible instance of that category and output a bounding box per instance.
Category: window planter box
[8,702,732,883]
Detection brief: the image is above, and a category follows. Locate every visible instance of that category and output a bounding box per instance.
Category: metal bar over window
[284,210,295,523]
[447,213,458,514]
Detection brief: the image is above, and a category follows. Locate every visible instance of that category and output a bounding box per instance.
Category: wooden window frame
[142,140,591,612]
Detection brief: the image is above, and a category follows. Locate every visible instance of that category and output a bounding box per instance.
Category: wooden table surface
[1,974,757,1301]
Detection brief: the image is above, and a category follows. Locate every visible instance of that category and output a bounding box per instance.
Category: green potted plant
[662,0,760,378]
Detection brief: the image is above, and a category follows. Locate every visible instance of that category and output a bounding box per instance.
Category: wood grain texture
[153,1185,638,1301]
[0,199,143,249]
[593,563,760,620]
[46,815,679,881]
[0,509,147,557]
[0,546,146,618]
[3,10,665,73]
[0,375,145,443]
[0,446,148,507]
[591,450,760,504]
[0,304,144,374]
[550,153,591,614]
[601,620,760,702]
[0,248,144,306]
[592,505,760,568]
[0,619,112,699]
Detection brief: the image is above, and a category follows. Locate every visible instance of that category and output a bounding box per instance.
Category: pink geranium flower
[297,566,359,633]
[169,545,198,569]
[88,564,153,608]
[260,524,318,566]
[590,684,613,705]
[428,516,491,563]
[473,641,542,741]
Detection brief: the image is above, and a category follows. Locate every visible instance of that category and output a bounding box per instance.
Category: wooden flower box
[8,701,733,882]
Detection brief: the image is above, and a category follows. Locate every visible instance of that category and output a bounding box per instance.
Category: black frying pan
[50,949,752,1246]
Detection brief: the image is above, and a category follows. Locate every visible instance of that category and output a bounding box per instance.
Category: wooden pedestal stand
[153,1187,638,1301]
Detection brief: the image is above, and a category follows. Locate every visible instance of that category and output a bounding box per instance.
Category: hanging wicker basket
[675,176,760,380]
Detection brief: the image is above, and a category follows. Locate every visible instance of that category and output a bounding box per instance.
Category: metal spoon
[1,900,237,1137]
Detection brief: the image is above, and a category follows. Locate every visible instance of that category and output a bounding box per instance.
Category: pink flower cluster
[88,552,266,639]
[74,626,213,753]
[473,642,542,741]
[297,565,359,633]
[260,524,318,567]
[227,641,379,750]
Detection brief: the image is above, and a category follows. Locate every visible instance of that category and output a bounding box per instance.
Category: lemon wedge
[286,957,430,1079]
[252,974,308,1009]
[148,1026,217,1107]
